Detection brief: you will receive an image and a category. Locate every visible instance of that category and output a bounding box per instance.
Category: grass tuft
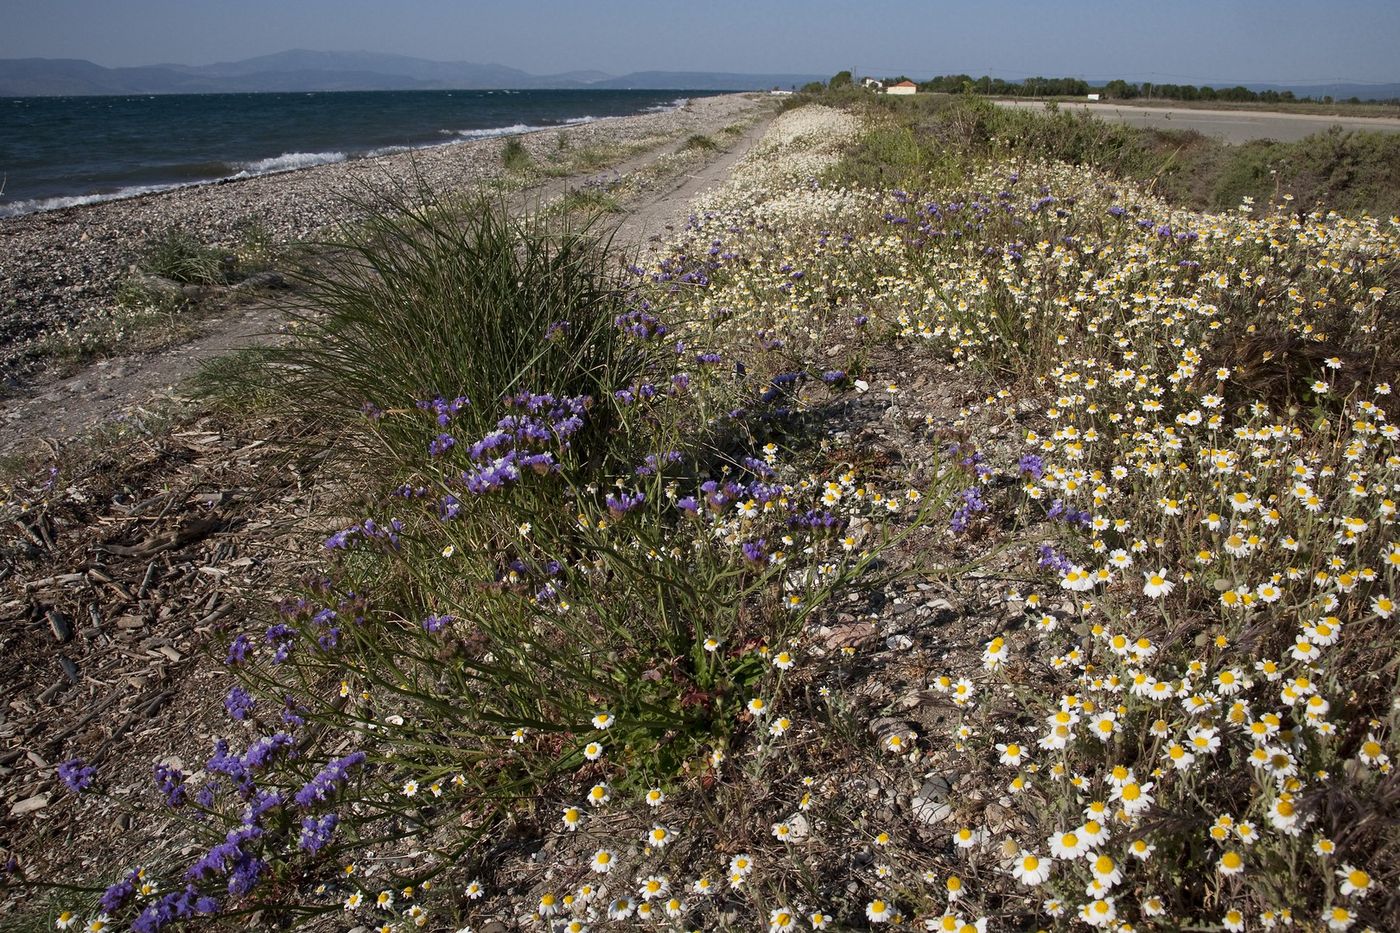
[138,228,229,285]
[681,133,720,152]
[500,136,533,173]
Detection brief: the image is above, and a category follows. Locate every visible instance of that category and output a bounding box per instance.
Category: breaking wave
[230,151,347,177]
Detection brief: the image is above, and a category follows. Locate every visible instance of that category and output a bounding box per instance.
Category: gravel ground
[0,92,764,390]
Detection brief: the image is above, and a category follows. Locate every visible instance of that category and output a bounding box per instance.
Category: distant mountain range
[0,50,826,96]
[1240,82,1400,102]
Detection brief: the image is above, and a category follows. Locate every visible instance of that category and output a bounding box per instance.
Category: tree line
[823,71,1389,105]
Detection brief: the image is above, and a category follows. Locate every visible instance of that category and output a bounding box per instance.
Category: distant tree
[829,70,853,89]
[801,81,825,94]
[1103,79,1139,100]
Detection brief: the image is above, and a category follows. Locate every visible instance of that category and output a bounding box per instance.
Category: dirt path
[0,106,774,458]
[610,114,772,253]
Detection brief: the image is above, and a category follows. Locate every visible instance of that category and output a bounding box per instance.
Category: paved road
[997,100,1400,143]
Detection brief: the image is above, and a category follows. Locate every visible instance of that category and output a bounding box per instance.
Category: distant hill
[1246,82,1400,102]
[0,51,826,96]
[590,71,821,91]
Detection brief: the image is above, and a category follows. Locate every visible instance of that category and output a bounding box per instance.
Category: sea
[0,89,716,218]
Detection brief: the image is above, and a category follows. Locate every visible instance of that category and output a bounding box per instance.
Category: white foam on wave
[0,183,182,219]
[231,151,347,177]
[642,97,689,113]
[442,123,537,139]
[366,144,414,158]
[440,116,597,140]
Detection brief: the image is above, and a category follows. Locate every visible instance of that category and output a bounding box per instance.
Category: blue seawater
[0,89,715,217]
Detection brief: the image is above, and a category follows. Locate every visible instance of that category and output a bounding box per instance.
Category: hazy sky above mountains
[5,0,1398,84]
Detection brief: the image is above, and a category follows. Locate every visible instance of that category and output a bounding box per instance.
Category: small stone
[47,609,73,643]
[11,793,50,816]
[822,619,875,651]
[912,796,952,825]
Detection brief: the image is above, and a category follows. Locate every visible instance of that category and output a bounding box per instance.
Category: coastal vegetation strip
[5,93,1399,931]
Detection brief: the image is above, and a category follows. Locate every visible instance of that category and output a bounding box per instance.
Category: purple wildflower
[741,540,768,564]
[241,789,285,826]
[154,762,187,807]
[949,486,988,534]
[298,813,339,853]
[100,872,140,913]
[1037,544,1072,574]
[243,733,294,771]
[605,490,645,516]
[295,751,367,808]
[225,634,250,666]
[428,433,457,457]
[58,758,96,794]
[224,686,255,722]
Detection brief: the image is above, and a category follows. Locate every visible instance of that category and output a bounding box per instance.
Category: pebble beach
[0,92,763,389]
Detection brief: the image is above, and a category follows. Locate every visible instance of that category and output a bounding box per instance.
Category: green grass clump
[556,188,623,215]
[216,188,647,463]
[566,143,621,171]
[500,136,533,173]
[681,133,720,152]
[138,228,229,285]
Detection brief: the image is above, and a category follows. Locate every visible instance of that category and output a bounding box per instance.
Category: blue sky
[5,0,1397,84]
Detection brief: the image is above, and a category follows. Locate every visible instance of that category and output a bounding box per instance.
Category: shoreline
[0,95,697,220]
[0,92,762,389]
